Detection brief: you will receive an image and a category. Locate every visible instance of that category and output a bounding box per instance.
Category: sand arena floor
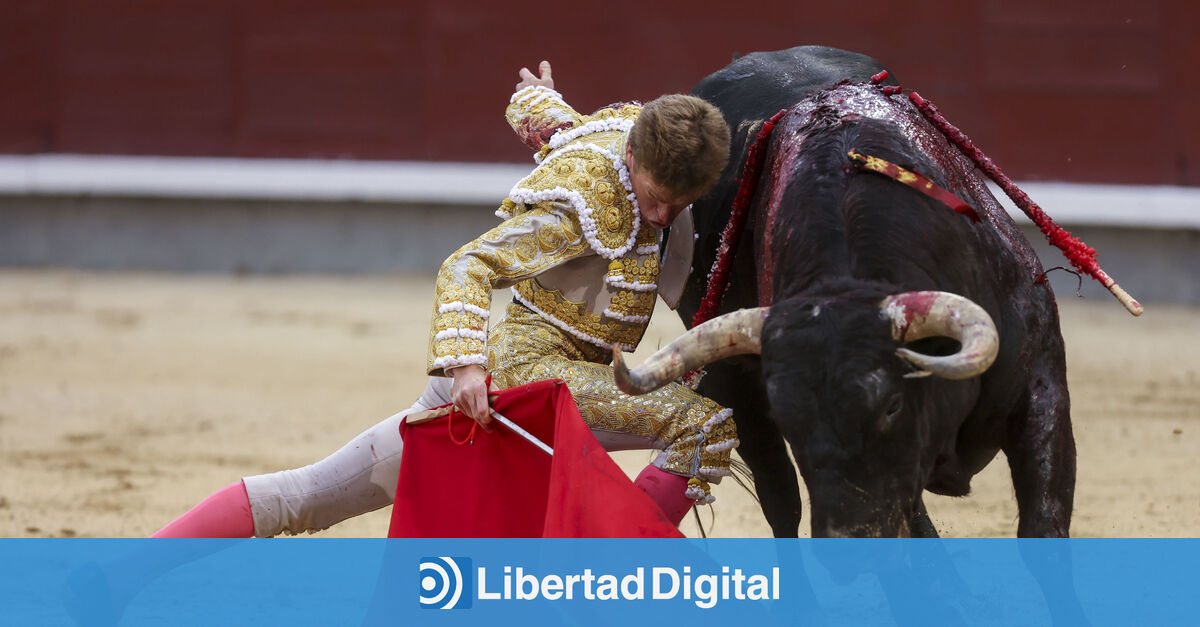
[0,270,1196,538]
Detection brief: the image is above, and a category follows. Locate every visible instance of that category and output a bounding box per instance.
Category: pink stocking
[634,465,696,526]
[151,481,255,538]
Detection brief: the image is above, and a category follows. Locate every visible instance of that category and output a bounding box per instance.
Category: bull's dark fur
[680,46,1075,537]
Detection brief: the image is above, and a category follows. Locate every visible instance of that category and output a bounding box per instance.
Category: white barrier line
[0,154,1197,229]
[0,154,531,205]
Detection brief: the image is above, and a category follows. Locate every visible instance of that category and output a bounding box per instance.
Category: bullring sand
[1,270,1196,538]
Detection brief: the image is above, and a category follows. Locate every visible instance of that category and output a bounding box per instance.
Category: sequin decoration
[489,303,738,500]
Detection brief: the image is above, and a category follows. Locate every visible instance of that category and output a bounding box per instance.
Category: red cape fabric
[388,379,683,538]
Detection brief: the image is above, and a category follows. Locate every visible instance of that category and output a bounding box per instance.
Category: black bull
[618,46,1076,537]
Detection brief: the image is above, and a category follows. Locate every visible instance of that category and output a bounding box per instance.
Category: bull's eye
[879,393,903,433]
[885,394,903,418]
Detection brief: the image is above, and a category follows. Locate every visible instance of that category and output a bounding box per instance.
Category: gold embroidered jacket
[427,87,662,376]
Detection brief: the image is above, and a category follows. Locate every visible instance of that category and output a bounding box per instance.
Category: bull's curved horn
[879,291,999,380]
[613,307,770,395]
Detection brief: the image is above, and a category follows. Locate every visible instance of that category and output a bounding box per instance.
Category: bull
[615,46,1075,538]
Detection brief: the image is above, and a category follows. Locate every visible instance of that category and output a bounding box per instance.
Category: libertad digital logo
[418,556,473,610]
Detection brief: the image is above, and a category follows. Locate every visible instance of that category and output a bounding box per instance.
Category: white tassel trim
[547,118,634,150]
[602,308,650,324]
[432,353,488,370]
[438,301,490,319]
[524,90,563,110]
[511,142,640,260]
[495,207,513,220]
[513,289,635,352]
[510,85,563,106]
[685,485,716,504]
[704,439,740,454]
[434,328,488,342]
[635,245,660,255]
[605,276,658,292]
[700,466,735,478]
[458,328,488,341]
[701,408,733,433]
[508,185,639,260]
[510,85,538,104]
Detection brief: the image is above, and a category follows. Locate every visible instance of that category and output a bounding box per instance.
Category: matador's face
[625,143,695,231]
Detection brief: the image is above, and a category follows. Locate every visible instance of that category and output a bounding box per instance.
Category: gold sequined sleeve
[427,203,591,376]
[506,86,584,152]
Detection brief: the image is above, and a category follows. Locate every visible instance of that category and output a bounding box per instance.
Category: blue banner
[1,538,1194,626]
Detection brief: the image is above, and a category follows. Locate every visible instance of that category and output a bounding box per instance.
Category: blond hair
[628,95,730,199]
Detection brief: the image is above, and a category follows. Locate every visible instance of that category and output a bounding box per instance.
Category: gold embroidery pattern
[437,337,485,356]
[635,225,659,247]
[496,198,519,219]
[601,225,660,322]
[488,304,738,489]
[536,223,566,253]
[511,150,637,256]
[607,259,625,278]
[513,280,648,350]
[609,256,660,283]
[699,418,739,473]
[504,99,656,332]
[606,290,656,317]
[436,280,465,304]
[432,311,484,333]
[428,207,589,375]
[530,104,641,164]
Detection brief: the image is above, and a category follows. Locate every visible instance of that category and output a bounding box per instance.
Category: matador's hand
[449,364,500,428]
[516,60,554,92]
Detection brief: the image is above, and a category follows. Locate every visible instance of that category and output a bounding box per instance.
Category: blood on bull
[614,46,1081,538]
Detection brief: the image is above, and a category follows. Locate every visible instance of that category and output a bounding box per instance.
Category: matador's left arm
[426,203,591,376]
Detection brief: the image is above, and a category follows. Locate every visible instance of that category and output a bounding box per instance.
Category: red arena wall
[2,0,1196,185]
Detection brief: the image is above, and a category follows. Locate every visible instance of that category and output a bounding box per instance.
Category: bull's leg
[1004,362,1076,537]
[911,497,939,538]
[736,405,804,537]
[699,363,803,537]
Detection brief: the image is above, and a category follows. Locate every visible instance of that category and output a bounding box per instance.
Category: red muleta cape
[389,379,683,538]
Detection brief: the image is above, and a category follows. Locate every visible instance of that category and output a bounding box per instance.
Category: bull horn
[613,307,770,395]
[879,291,999,380]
